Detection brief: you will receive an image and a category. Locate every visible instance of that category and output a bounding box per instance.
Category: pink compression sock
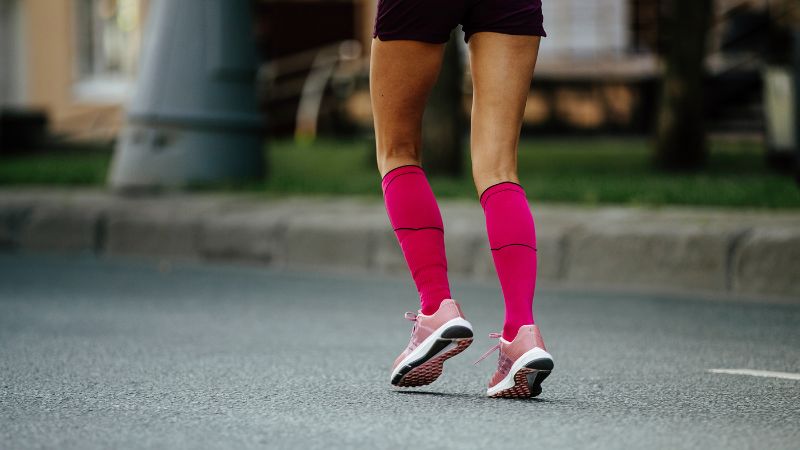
[381,164,451,315]
[480,181,537,341]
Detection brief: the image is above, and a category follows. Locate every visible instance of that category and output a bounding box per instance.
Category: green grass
[0,150,111,186]
[513,138,800,208]
[2,137,799,209]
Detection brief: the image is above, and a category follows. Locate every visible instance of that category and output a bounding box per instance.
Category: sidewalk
[1,188,798,301]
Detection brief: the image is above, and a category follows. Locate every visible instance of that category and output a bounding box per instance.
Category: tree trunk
[422,32,464,177]
[654,0,712,171]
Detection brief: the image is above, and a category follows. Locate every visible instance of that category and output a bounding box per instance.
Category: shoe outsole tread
[393,338,473,387]
[489,358,554,398]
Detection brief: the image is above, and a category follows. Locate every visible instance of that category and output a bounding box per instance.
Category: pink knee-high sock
[480,181,537,341]
[381,164,451,315]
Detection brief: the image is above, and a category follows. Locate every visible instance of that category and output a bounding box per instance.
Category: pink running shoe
[390,298,474,387]
[475,324,554,398]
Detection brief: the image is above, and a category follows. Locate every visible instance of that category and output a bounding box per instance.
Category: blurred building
[0,0,148,141]
[245,0,788,136]
[0,0,789,141]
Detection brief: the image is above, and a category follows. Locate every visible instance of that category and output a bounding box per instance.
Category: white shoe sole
[390,317,474,387]
[486,347,554,398]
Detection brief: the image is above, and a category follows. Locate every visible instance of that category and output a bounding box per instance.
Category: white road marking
[709,369,800,381]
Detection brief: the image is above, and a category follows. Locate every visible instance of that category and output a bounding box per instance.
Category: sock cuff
[381,164,424,193]
[479,181,525,209]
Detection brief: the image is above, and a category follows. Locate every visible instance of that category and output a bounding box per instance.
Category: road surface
[1,254,798,449]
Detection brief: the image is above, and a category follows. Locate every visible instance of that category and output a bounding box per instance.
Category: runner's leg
[469,32,542,340]
[371,39,452,315]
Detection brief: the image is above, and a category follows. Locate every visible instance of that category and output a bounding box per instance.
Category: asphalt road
[1,254,798,449]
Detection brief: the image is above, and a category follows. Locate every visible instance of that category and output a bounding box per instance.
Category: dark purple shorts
[373,0,546,44]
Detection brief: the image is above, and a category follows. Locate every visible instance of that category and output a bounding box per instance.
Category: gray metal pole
[109,0,265,191]
[794,28,800,180]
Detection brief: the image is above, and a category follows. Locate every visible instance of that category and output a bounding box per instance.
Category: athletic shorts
[373,0,546,44]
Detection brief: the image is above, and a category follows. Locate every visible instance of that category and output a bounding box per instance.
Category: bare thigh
[468,32,541,195]
[370,39,445,177]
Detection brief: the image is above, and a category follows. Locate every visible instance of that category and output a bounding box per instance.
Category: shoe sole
[392,325,474,387]
[489,358,554,398]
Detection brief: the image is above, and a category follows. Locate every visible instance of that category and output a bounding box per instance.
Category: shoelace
[473,332,503,365]
[404,312,419,335]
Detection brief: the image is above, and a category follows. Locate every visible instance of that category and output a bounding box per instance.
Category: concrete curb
[1,188,798,302]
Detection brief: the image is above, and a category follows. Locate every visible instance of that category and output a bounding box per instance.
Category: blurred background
[0,0,799,207]
[1,4,799,446]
